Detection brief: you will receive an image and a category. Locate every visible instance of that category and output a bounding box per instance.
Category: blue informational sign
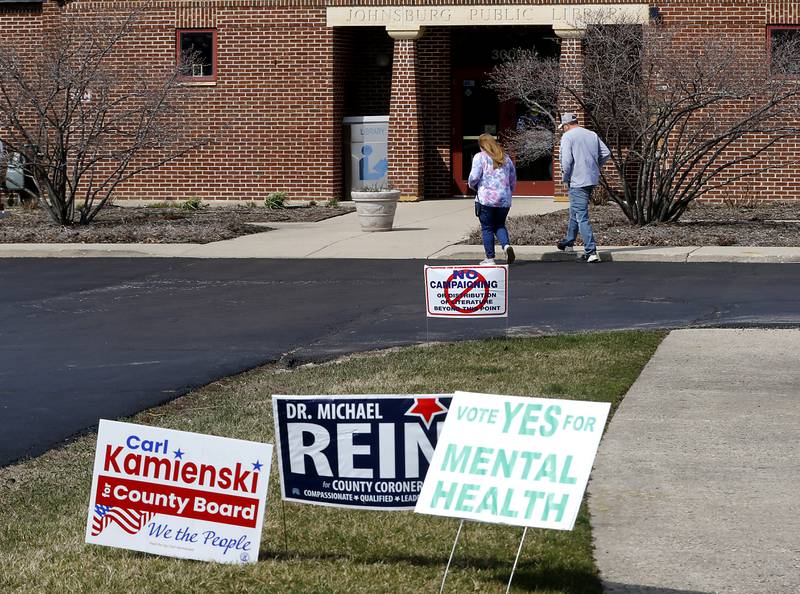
[358,144,388,182]
[344,117,389,191]
[272,394,452,510]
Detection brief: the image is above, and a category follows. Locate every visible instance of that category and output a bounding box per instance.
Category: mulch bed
[4,199,799,247]
[467,202,800,247]
[0,203,354,244]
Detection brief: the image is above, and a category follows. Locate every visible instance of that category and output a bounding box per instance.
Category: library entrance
[451,27,558,197]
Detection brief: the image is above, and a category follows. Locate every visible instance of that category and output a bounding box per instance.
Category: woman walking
[468,133,516,265]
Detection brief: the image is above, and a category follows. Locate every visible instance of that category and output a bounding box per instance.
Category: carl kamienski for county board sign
[273,394,451,510]
[85,420,273,564]
[424,265,508,318]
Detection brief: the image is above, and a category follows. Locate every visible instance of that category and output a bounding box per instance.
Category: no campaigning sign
[425,265,508,318]
[273,394,451,510]
[85,420,273,564]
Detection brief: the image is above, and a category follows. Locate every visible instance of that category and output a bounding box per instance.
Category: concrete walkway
[590,329,800,594]
[0,198,562,259]
[3,198,800,262]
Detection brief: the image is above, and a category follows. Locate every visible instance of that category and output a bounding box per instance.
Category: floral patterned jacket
[468,151,516,208]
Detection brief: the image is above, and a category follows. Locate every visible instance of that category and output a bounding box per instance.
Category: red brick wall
[419,27,452,199]
[0,1,46,165]
[554,35,583,200]
[0,2,43,50]
[387,36,423,198]
[61,0,344,203]
[658,0,800,201]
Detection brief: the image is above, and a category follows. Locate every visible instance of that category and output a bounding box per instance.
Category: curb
[431,245,800,264]
[0,244,197,258]
[2,243,800,262]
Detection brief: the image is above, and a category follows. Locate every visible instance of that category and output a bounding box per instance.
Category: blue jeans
[478,204,510,259]
[563,185,597,254]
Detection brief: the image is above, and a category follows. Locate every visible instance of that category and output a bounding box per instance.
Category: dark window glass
[770,27,800,75]
[451,26,559,69]
[179,31,215,79]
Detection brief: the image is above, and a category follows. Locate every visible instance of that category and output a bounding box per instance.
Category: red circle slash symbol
[443,270,490,314]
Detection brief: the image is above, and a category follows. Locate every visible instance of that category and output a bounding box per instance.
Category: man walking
[556,113,611,263]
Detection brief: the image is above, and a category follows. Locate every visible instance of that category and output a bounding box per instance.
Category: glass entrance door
[452,70,554,197]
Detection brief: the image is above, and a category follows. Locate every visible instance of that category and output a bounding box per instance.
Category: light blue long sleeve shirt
[559,127,611,188]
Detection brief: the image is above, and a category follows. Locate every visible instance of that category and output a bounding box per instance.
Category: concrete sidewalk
[589,329,800,594]
[3,198,800,262]
[0,198,562,259]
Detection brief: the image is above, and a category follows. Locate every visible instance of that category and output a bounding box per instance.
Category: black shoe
[556,240,574,252]
[578,251,601,263]
[503,245,515,265]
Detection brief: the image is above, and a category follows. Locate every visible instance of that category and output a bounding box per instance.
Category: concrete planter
[351,189,400,232]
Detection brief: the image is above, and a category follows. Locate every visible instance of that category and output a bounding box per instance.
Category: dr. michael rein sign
[415,391,609,530]
[273,395,452,510]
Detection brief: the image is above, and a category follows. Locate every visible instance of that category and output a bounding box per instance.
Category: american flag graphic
[92,504,155,536]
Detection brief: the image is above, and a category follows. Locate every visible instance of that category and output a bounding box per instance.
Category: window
[177,29,217,82]
[769,26,800,75]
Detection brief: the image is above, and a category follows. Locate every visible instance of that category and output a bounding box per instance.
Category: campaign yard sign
[85,420,273,564]
[273,394,452,510]
[425,265,508,318]
[415,391,610,531]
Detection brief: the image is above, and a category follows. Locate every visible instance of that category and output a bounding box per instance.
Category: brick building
[0,0,798,203]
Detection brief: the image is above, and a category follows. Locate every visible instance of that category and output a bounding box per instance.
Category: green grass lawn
[0,332,663,594]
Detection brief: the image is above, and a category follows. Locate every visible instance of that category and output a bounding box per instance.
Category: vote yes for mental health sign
[85,420,273,563]
[425,265,508,318]
[273,395,451,510]
[415,392,610,530]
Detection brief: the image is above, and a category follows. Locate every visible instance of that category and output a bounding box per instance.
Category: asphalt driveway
[2,258,799,466]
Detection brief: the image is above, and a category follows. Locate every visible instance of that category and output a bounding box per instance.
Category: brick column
[387,27,424,201]
[553,29,585,202]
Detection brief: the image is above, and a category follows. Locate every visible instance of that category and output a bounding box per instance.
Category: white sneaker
[503,245,516,265]
[480,258,495,265]
[578,252,601,263]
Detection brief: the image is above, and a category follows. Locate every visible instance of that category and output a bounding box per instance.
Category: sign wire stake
[439,519,464,594]
[426,313,430,345]
[505,527,528,594]
[280,498,289,556]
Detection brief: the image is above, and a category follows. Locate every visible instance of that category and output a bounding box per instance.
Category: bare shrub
[0,7,211,225]
[490,15,800,225]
